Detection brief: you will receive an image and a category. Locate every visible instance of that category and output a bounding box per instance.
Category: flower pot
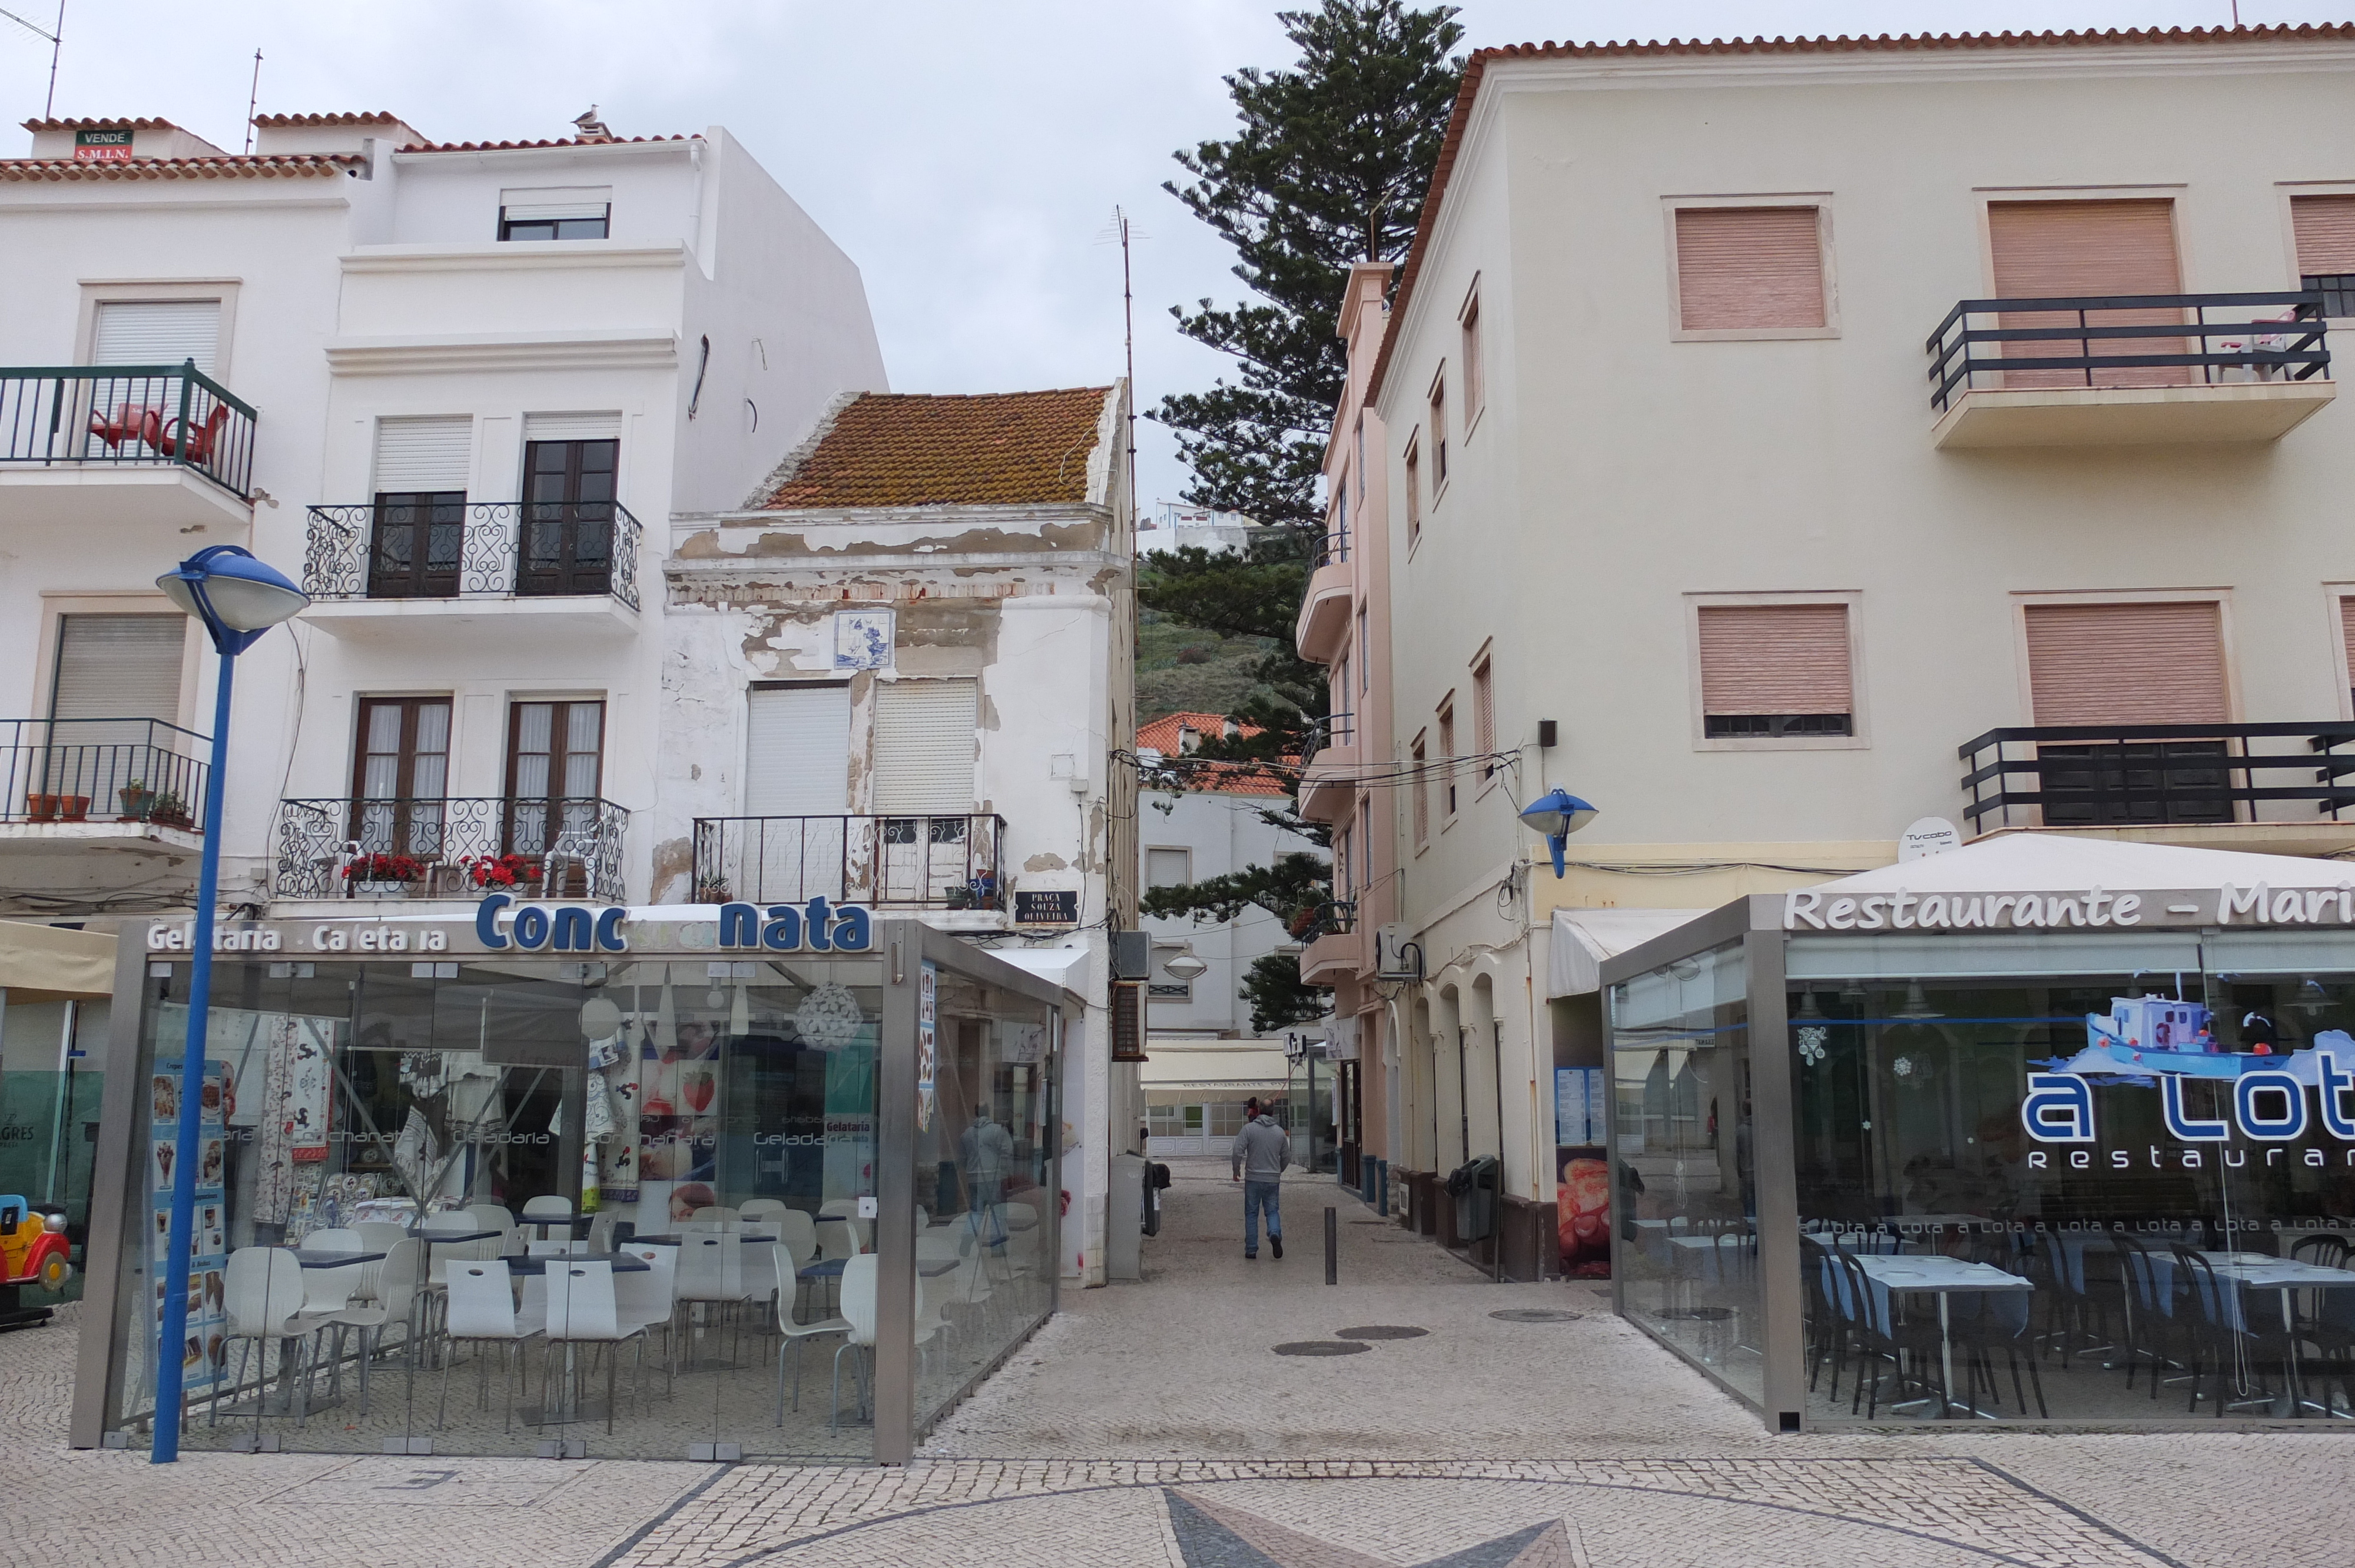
[118,788,154,819]
[57,795,89,822]
[25,793,58,822]
[349,881,409,900]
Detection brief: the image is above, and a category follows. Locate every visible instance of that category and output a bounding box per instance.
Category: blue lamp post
[150,545,307,1463]
[1518,788,1599,878]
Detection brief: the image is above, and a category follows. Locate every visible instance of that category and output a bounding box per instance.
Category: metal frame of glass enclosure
[1603,892,2355,1432]
[69,909,1074,1462]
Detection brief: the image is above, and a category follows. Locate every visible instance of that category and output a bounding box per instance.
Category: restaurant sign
[145,898,878,960]
[1784,882,2355,933]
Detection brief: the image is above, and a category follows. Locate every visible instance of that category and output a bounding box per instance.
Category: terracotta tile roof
[20,116,179,131]
[1366,23,2355,405]
[0,154,363,182]
[398,134,696,152]
[756,388,1112,510]
[1138,712,1290,797]
[251,111,406,127]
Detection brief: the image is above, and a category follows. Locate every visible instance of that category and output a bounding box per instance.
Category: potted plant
[148,791,194,830]
[118,781,155,820]
[343,851,426,898]
[464,852,544,891]
[692,877,731,903]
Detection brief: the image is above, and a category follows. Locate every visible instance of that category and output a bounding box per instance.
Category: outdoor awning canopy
[0,920,116,1002]
[1550,908,1704,997]
[1808,832,2355,894]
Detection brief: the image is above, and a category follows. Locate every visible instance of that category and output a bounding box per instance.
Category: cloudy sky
[1,1,2337,508]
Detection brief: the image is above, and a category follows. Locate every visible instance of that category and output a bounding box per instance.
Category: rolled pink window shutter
[1697,604,1852,716]
[2022,602,2227,726]
[2293,195,2355,277]
[1675,208,1825,330]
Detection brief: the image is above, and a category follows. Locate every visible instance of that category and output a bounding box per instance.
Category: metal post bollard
[1325,1206,1338,1285]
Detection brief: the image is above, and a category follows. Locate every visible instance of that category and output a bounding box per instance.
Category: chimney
[1176,724,1199,756]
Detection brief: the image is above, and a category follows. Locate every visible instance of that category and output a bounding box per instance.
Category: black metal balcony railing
[0,719,210,829]
[303,500,642,612]
[1311,710,1355,749]
[273,796,629,901]
[692,813,1006,908]
[1959,722,2355,831]
[1927,293,2330,414]
[0,364,257,499]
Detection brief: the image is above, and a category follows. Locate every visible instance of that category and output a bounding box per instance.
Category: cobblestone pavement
[7,1159,2351,1567]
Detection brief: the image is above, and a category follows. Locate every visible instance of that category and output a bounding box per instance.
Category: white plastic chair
[352,1220,408,1257]
[831,1253,878,1432]
[616,1243,679,1391]
[739,1198,791,1227]
[422,1210,486,1289]
[526,1238,572,1258]
[771,1209,818,1263]
[214,1247,331,1439]
[674,1232,751,1367]
[520,1194,573,1242]
[772,1243,849,1423]
[440,1259,539,1431]
[323,1238,420,1416]
[814,1217,860,1263]
[466,1202,519,1254]
[541,1260,645,1433]
[684,1204,742,1233]
[584,1211,617,1254]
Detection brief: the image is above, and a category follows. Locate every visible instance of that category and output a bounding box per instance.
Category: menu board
[150,1058,230,1396]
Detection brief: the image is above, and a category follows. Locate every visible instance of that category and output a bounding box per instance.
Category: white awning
[1815,833,2354,894]
[0,921,116,1001]
[1548,909,1704,998]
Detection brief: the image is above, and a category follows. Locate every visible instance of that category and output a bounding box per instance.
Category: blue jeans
[1243,1180,1281,1254]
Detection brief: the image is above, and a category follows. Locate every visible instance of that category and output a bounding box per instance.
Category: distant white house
[1138,501,1263,557]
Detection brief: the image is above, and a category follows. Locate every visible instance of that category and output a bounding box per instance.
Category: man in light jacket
[1229,1097,1288,1259]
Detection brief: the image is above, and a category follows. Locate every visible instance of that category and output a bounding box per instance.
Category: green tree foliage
[1140,851,1339,1030]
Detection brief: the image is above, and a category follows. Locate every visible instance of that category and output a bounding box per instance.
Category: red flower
[343,852,425,881]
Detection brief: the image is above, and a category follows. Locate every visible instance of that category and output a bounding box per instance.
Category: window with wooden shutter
[1472,655,1496,780]
[1437,700,1457,816]
[2022,602,2227,726]
[370,417,472,599]
[871,678,977,814]
[744,683,851,816]
[1697,604,1853,738]
[1404,437,1421,544]
[2342,597,2355,709]
[1410,732,1428,845]
[1460,294,1484,417]
[1673,207,1826,331]
[2293,195,2355,317]
[1988,200,2184,388]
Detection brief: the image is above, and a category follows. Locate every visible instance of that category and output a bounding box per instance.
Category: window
[90,299,220,371]
[506,699,605,854]
[745,682,851,815]
[519,426,620,596]
[2343,596,2355,712]
[1404,437,1422,546]
[1357,800,1372,888]
[2022,600,2230,826]
[1696,603,1855,740]
[1335,469,1349,556]
[1335,822,1352,897]
[1672,205,1826,332]
[871,678,977,813]
[352,697,452,858]
[1147,982,1193,1002]
[1411,732,1429,846]
[1472,654,1495,780]
[1428,373,1448,488]
[1146,847,1192,888]
[51,614,184,725]
[1437,699,1457,816]
[1334,653,1349,726]
[498,186,611,241]
[2293,195,2355,317]
[1987,200,2182,387]
[369,416,472,600]
[1460,293,1483,420]
[1354,417,1365,500]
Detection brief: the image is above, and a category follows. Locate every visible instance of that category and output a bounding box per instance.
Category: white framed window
[1459,281,1484,431]
[1410,730,1429,848]
[1146,847,1192,888]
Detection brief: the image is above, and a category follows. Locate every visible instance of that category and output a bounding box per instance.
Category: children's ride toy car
[0,1194,71,1331]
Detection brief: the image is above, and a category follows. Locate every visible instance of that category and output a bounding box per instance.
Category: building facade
[1351,25,2355,1278]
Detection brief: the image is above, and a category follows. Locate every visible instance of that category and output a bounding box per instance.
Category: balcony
[1294,531,1352,663]
[0,365,257,530]
[1295,901,1361,984]
[272,796,628,902]
[300,500,641,637]
[1298,711,1356,824]
[0,720,210,898]
[1926,293,2333,449]
[1959,722,2355,851]
[691,813,1006,910]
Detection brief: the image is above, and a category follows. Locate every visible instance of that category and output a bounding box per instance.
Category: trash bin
[1143,1161,1169,1237]
[1447,1155,1498,1241]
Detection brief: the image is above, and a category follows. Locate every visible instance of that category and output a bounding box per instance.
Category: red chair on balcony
[85,405,162,451]
[154,405,231,466]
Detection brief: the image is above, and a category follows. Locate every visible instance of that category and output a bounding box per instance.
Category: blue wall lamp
[1518,788,1598,878]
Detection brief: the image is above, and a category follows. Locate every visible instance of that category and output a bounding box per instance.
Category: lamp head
[1518,788,1597,879]
[157,545,307,655]
[1161,950,1209,982]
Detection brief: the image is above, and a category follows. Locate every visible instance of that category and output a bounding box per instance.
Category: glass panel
[907,960,1056,1441]
[1609,941,1759,1404]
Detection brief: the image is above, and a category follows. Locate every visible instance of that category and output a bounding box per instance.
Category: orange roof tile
[1137,711,1290,796]
[1366,23,2355,405]
[0,154,363,182]
[21,116,180,131]
[398,134,695,152]
[756,388,1112,511]
[251,111,407,127]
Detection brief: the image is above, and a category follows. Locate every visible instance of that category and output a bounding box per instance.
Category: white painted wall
[1139,785,1312,1036]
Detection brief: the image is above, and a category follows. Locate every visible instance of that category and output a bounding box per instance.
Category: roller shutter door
[90,300,220,373]
[1988,200,2183,388]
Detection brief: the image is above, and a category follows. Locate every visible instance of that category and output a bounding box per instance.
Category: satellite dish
[1898,817,1962,863]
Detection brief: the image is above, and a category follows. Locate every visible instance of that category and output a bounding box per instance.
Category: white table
[1852,1254,2034,1418]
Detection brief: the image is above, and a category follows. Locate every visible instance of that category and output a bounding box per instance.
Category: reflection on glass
[1795,968,2355,1424]
[1608,942,1760,1404]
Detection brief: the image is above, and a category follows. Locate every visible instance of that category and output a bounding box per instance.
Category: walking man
[1230,1097,1287,1259]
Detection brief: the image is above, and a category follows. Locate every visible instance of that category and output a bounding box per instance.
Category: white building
[1137,502,1264,557]
[659,386,1139,1283]
[0,109,884,918]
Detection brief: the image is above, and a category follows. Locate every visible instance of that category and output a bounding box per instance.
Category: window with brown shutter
[1460,294,1484,419]
[2293,195,2355,318]
[1988,200,2184,388]
[1674,207,1826,331]
[1437,700,1457,816]
[1697,603,1854,739]
[1410,731,1429,846]
[1472,655,1496,780]
[1404,436,1422,545]
[2022,602,2228,725]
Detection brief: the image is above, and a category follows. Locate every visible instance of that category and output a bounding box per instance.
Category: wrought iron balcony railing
[303,500,642,611]
[1959,722,2355,831]
[0,363,257,498]
[0,718,209,829]
[1314,529,1351,567]
[1928,292,2330,413]
[273,796,629,901]
[692,813,1006,908]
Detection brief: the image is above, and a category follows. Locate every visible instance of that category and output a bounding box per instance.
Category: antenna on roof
[1,2,65,121]
[1101,206,1143,547]
[243,49,261,154]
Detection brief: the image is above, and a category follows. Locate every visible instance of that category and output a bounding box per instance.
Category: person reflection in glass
[961,1102,1013,1250]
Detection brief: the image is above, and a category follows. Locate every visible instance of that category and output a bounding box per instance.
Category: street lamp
[150,545,307,1463]
[1161,949,1209,982]
[1518,788,1598,878]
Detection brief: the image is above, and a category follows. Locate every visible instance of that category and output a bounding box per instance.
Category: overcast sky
[2,2,2339,510]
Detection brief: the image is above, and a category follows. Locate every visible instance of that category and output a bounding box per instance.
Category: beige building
[1354,24,2355,1275]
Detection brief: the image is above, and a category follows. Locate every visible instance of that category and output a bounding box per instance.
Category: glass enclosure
[0,998,105,1307]
[82,915,1066,1460]
[1608,941,1760,1405]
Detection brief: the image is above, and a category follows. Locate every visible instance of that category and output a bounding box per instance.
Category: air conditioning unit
[1374,922,1422,982]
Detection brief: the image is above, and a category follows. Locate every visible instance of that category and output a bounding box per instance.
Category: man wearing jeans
[1230,1097,1288,1259]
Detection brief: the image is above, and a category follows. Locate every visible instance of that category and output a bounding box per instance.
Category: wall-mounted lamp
[1517,787,1598,878]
